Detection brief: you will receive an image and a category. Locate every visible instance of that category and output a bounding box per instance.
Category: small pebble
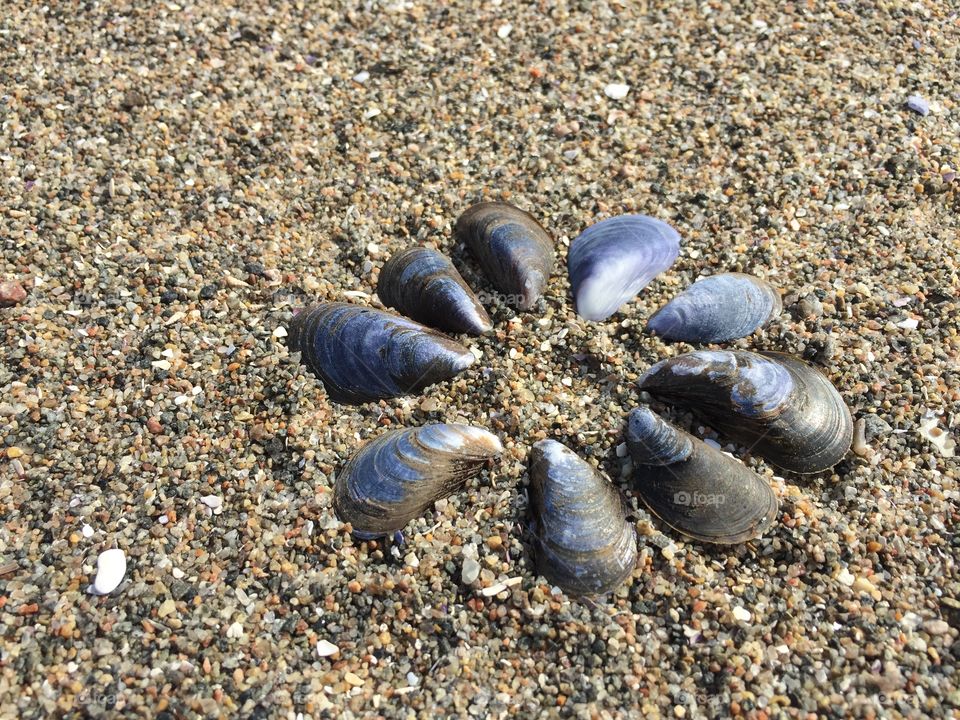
[200,495,223,510]
[905,94,930,116]
[922,620,950,636]
[0,280,27,307]
[87,549,126,596]
[604,83,630,100]
[461,557,481,585]
[344,672,364,687]
[316,640,340,657]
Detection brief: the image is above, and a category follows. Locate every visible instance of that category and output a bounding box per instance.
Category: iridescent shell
[568,214,680,321]
[455,201,555,310]
[528,440,637,596]
[287,302,475,404]
[626,407,778,544]
[377,247,492,335]
[647,273,782,343]
[638,350,852,473]
[335,424,503,538]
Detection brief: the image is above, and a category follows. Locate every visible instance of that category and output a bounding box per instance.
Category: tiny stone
[316,640,340,657]
[604,83,630,99]
[157,598,177,618]
[344,672,364,687]
[200,495,222,510]
[732,606,752,622]
[922,620,950,636]
[0,280,27,307]
[837,568,855,586]
[906,94,930,116]
[461,557,481,585]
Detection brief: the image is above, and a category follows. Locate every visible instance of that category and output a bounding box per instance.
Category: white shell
[87,548,127,595]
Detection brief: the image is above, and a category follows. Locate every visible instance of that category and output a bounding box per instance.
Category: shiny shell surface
[646,272,782,343]
[627,407,778,544]
[377,246,492,335]
[528,440,637,596]
[455,201,555,310]
[638,350,853,473]
[287,302,475,404]
[567,214,680,321]
[334,424,503,538]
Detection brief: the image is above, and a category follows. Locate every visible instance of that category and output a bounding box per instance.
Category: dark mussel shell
[567,214,680,321]
[455,201,555,311]
[646,273,782,343]
[626,407,779,544]
[287,302,475,404]
[377,246,492,335]
[334,424,503,538]
[528,440,637,596]
[638,350,853,474]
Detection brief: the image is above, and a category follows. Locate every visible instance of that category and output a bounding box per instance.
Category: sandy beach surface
[1,1,958,717]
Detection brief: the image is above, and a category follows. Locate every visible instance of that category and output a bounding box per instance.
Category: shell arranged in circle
[646,273,782,343]
[287,302,475,404]
[377,246,492,335]
[528,439,637,596]
[568,214,681,321]
[626,407,779,544]
[638,350,853,474]
[335,424,503,538]
[455,201,555,311]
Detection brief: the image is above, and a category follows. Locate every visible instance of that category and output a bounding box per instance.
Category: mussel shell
[638,350,853,474]
[287,302,475,404]
[455,201,555,310]
[646,273,782,343]
[377,247,492,335]
[334,424,503,538]
[568,214,680,321]
[627,407,778,544]
[528,440,637,596]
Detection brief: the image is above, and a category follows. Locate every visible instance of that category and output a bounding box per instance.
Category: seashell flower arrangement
[285,200,853,597]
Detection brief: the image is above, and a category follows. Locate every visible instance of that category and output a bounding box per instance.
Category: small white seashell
[316,639,340,657]
[497,23,512,39]
[918,415,956,457]
[87,549,126,595]
[732,606,752,622]
[273,326,288,338]
[353,70,370,83]
[897,317,919,330]
[81,524,94,538]
[226,621,244,639]
[604,83,630,100]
